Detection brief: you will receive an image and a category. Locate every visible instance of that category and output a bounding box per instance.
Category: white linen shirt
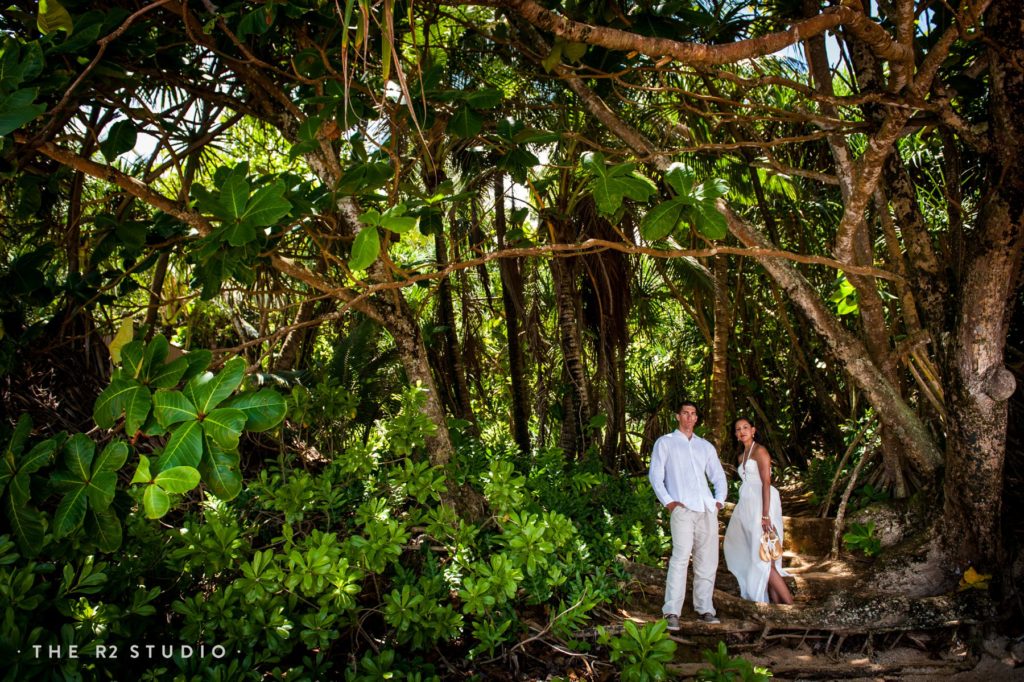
[649,430,727,512]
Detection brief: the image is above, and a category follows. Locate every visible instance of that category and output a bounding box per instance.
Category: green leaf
[349,225,380,271]
[4,414,33,460]
[94,379,136,429]
[64,433,95,481]
[219,171,250,220]
[541,42,562,72]
[224,389,286,432]
[85,470,116,511]
[148,356,189,389]
[6,494,44,554]
[582,153,656,215]
[190,356,246,414]
[640,198,690,241]
[200,446,242,500]
[87,508,122,553]
[380,204,418,234]
[180,350,212,382]
[53,485,87,537]
[694,178,729,202]
[121,340,145,378]
[154,466,200,494]
[448,106,482,139]
[100,120,137,161]
[464,88,503,108]
[142,484,170,519]
[37,0,74,36]
[664,164,696,196]
[562,41,588,62]
[692,202,728,240]
[92,440,128,474]
[142,334,169,372]
[130,455,152,484]
[160,420,204,470]
[152,390,198,428]
[7,472,31,506]
[201,407,246,450]
[222,220,257,247]
[123,384,152,435]
[19,438,58,476]
[0,88,45,136]
[241,181,291,227]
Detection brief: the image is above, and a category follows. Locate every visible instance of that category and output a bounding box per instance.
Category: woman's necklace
[741,442,754,470]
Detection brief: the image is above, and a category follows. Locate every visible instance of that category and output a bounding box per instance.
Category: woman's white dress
[723,457,789,602]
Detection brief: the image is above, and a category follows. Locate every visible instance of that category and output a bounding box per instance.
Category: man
[648,400,727,630]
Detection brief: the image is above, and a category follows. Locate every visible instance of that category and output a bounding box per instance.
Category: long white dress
[723,457,789,603]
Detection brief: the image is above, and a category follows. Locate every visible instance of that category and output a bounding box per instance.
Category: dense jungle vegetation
[0,0,1021,679]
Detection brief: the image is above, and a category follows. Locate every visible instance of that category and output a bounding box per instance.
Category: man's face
[676,405,698,431]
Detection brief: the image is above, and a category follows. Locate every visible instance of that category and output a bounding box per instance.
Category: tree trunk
[434,228,475,424]
[708,254,732,451]
[494,174,532,454]
[550,240,591,458]
[942,0,1024,573]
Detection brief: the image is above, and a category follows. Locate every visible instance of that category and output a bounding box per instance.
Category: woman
[723,416,794,604]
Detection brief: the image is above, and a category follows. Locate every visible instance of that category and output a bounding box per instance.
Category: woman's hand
[761,516,773,532]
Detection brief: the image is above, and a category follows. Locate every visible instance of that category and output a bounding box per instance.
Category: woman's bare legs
[767,565,793,604]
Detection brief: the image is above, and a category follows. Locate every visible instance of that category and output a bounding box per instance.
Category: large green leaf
[121,341,145,379]
[130,455,153,484]
[448,105,482,138]
[85,470,117,511]
[583,153,656,216]
[123,384,153,435]
[5,493,44,554]
[160,420,204,469]
[54,485,88,537]
[219,171,250,220]
[0,88,45,136]
[224,389,287,432]
[86,508,122,553]
[200,446,242,501]
[7,471,32,506]
[19,438,58,476]
[37,0,74,36]
[201,408,246,450]
[154,466,200,493]
[692,202,728,240]
[664,165,696,196]
[94,379,138,428]
[92,440,129,474]
[64,433,94,481]
[223,221,257,247]
[142,334,170,373]
[4,413,32,460]
[148,355,189,389]
[190,357,246,414]
[349,225,380,271]
[152,390,199,428]
[242,181,291,227]
[100,120,137,161]
[640,198,690,242]
[379,204,417,234]
[142,484,170,519]
[180,350,213,382]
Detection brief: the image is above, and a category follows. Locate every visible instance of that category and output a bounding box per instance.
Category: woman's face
[734,419,756,444]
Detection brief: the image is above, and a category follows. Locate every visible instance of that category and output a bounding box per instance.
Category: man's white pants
[663,507,719,617]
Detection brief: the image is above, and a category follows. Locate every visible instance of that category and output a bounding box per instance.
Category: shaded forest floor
[485,512,1023,680]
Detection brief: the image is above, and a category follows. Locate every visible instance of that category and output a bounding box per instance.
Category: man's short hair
[677,400,701,420]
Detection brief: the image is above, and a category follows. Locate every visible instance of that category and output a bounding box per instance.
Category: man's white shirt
[649,430,727,512]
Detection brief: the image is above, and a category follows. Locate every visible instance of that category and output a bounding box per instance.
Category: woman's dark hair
[732,415,767,457]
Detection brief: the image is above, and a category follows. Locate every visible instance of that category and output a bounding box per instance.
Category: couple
[648,401,792,631]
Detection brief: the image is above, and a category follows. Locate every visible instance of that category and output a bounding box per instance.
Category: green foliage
[581,151,658,217]
[842,521,882,557]
[641,164,730,241]
[598,620,677,682]
[696,641,773,681]
[0,415,60,553]
[0,38,46,137]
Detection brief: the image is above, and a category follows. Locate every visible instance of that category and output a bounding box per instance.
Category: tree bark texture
[942,0,1024,571]
[708,254,732,452]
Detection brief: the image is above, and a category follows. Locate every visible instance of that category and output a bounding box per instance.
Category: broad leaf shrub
[696,641,773,681]
[3,359,670,678]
